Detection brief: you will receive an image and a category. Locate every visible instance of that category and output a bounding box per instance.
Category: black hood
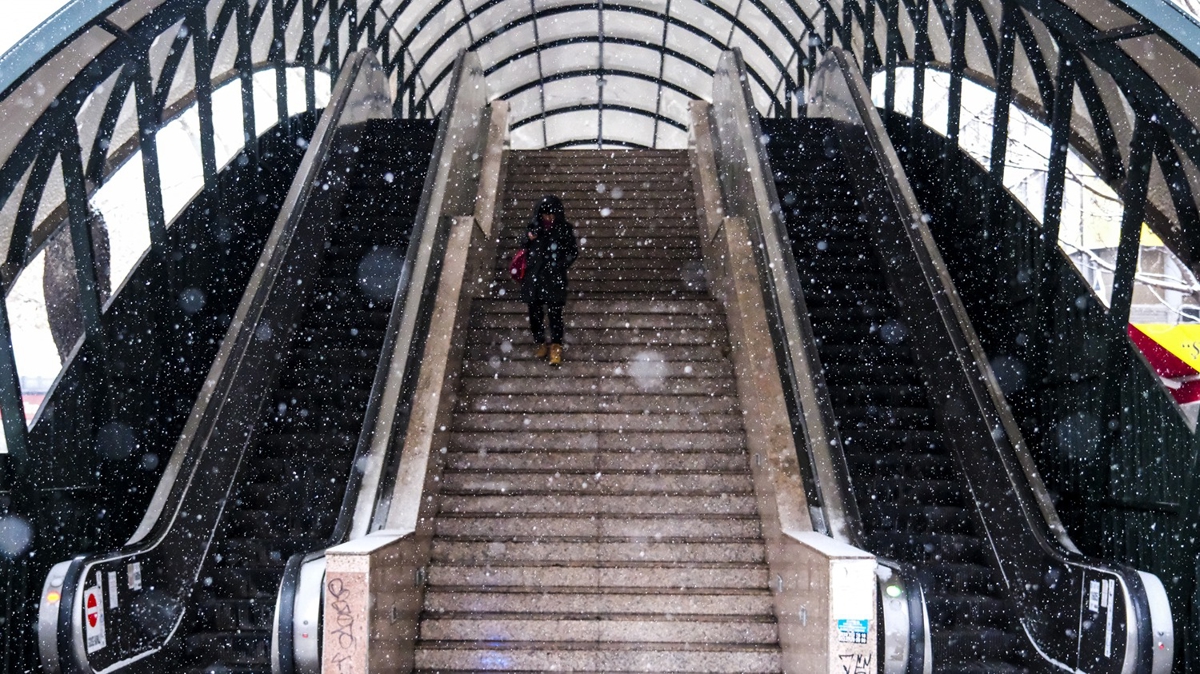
[531,194,567,226]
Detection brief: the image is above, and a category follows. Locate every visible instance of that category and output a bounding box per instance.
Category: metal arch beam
[498,67,702,104]
[483,37,715,83]
[392,2,796,110]
[86,66,136,185]
[965,0,1001,73]
[547,138,651,149]
[410,33,778,115]
[1156,133,1200,262]
[1009,0,1200,173]
[510,102,690,133]
[1071,60,1125,181]
[395,1,785,94]
[5,150,60,275]
[1010,8,1056,112]
[150,24,194,117]
[0,0,188,233]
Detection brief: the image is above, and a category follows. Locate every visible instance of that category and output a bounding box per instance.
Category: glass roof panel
[252,0,275,64]
[475,22,537,70]
[670,1,733,43]
[148,19,185,96]
[599,108,656,146]
[165,40,197,115]
[1120,35,1200,132]
[662,54,714,100]
[0,26,114,170]
[545,108,600,146]
[544,76,599,111]
[1059,0,1138,31]
[601,43,665,78]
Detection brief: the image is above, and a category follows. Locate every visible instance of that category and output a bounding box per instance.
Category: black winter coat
[521,197,579,306]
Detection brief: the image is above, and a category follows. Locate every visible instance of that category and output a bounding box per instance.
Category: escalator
[35,52,453,674]
[707,47,1173,674]
[182,118,435,673]
[763,117,1028,672]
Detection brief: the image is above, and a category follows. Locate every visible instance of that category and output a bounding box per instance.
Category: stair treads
[434,514,761,538]
[417,148,781,672]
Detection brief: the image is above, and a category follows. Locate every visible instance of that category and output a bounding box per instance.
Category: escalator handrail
[809,46,1167,673]
[38,48,389,674]
[272,50,489,674]
[710,48,864,545]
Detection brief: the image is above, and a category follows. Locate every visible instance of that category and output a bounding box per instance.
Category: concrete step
[472,298,721,314]
[465,344,728,363]
[439,470,754,495]
[470,311,721,330]
[458,376,736,396]
[456,393,739,414]
[439,493,758,516]
[414,641,782,673]
[425,562,770,590]
[469,328,726,348]
[434,514,761,539]
[459,358,733,378]
[422,588,775,617]
[418,615,778,644]
[443,449,749,473]
[448,430,745,452]
[449,412,743,433]
[429,539,765,564]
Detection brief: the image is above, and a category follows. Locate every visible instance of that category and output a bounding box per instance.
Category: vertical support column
[1036,47,1075,387]
[0,300,29,463]
[133,59,168,254]
[328,0,341,80]
[303,0,317,112]
[945,0,967,147]
[190,5,219,190]
[236,0,259,164]
[987,1,1017,200]
[272,0,290,128]
[59,131,106,353]
[1108,118,1156,328]
[1097,115,1155,514]
[911,0,929,125]
[884,0,898,113]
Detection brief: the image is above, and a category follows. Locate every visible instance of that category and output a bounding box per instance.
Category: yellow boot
[549,343,563,366]
[534,343,549,359]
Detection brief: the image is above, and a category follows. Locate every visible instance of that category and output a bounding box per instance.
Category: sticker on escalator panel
[127,561,142,591]
[106,571,119,608]
[837,618,869,644]
[84,585,106,653]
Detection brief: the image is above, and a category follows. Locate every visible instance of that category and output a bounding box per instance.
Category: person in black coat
[522,195,578,365]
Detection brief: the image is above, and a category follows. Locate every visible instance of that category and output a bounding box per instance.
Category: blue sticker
[837,618,869,644]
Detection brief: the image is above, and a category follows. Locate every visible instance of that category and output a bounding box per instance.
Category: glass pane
[90,154,151,295]
[6,246,73,426]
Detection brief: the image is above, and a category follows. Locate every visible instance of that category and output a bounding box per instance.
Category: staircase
[183,119,437,673]
[763,118,1030,673]
[414,150,783,672]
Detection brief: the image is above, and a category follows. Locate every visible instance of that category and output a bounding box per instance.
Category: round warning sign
[83,586,106,653]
